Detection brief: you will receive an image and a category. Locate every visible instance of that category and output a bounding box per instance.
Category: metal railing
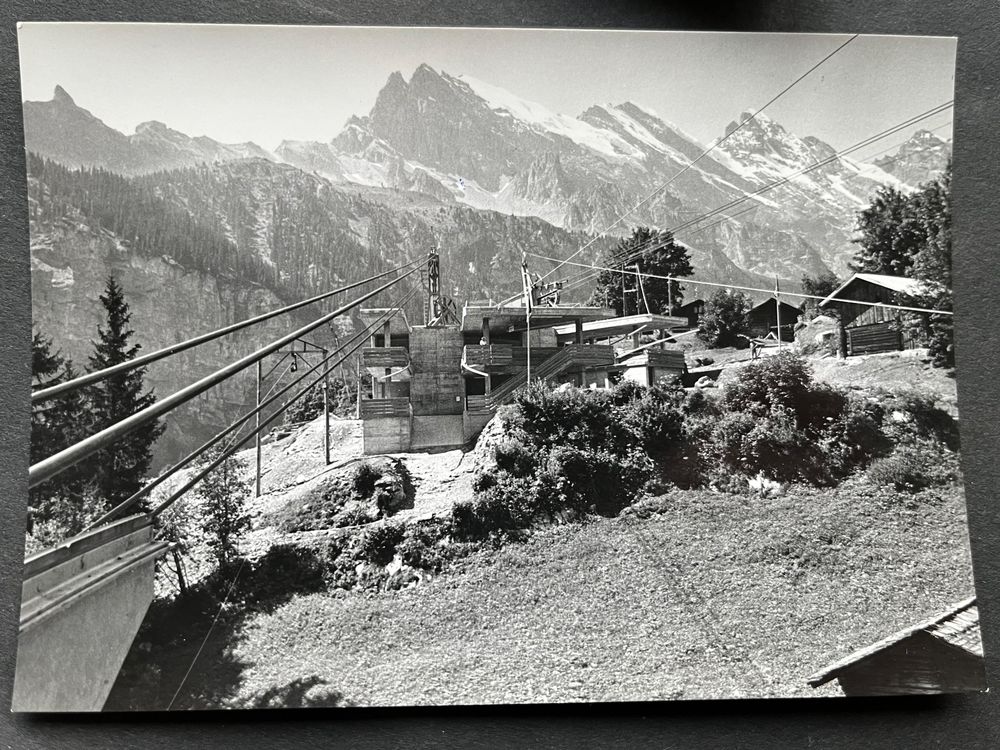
[30,265,420,491]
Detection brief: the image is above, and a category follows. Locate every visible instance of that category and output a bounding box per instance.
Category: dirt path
[391,449,477,523]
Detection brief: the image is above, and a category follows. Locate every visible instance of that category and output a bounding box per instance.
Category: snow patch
[458,74,641,161]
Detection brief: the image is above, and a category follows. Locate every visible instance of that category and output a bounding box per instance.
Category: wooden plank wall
[847,321,903,355]
[409,326,465,416]
[835,632,987,696]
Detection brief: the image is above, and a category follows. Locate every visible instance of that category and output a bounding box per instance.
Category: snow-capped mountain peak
[456,74,641,161]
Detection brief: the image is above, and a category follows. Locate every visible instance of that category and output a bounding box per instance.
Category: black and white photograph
[12,23,982,712]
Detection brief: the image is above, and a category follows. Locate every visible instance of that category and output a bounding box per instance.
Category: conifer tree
[87,276,165,510]
[29,332,92,537]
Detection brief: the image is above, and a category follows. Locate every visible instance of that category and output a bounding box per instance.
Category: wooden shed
[807,597,986,696]
[818,272,927,357]
[748,298,801,342]
[674,298,705,329]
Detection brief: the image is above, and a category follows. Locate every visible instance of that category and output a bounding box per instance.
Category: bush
[698,289,752,348]
[878,389,959,450]
[352,461,383,498]
[357,522,405,565]
[397,520,453,571]
[541,446,654,518]
[722,352,813,419]
[867,441,959,493]
[452,493,527,542]
[492,439,539,477]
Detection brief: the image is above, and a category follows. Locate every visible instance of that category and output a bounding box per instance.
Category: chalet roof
[675,298,705,309]
[552,313,689,341]
[748,297,802,314]
[818,273,927,308]
[807,597,981,688]
[461,303,615,334]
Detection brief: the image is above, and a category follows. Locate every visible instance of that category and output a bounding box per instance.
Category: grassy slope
[167,479,974,708]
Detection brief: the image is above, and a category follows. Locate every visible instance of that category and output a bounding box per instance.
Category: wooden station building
[819,272,927,357]
[356,256,690,454]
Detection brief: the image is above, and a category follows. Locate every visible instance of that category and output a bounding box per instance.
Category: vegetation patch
[266,457,415,533]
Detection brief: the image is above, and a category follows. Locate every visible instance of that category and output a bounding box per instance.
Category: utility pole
[775,276,783,351]
[634,264,651,315]
[255,360,262,497]
[426,249,440,326]
[521,254,533,383]
[322,376,330,465]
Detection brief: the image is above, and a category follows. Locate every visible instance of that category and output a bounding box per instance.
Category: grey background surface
[2,2,998,747]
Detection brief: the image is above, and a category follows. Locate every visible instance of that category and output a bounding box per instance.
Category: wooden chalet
[748,297,801,342]
[807,597,986,696]
[674,298,705,329]
[818,272,927,357]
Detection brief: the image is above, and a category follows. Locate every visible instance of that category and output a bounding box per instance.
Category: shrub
[878,389,960,450]
[722,352,813,419]
[451,493,525,541]
[352,461,383,498]
[540,445,654,518]
[492,439,539,477]
[706,353,893,486]
[698,289,752,348]
[357,522,405,565]
[397,520,452,571]
[867,441,959,493]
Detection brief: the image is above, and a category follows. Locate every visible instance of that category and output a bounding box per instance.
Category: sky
[17,24,956,154]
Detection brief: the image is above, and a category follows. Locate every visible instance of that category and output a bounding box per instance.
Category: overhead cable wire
[549,111,954,298]
[32,258,423,403]
[30,265,420,489]
[598,102,953,272]
[536,33,860,283]
[526,253,953,316]
[87,287,418,529]
[149,290,419,518]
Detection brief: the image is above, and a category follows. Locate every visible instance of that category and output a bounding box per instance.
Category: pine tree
[87,276,165,510]
[29,332,93,538]
[590,227,694,316]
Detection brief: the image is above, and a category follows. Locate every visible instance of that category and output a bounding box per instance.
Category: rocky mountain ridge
[23,85,275,175]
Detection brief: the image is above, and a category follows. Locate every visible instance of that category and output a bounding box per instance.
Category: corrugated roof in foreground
[807,596,981,687]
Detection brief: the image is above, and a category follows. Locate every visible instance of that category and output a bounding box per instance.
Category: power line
[29,264,420,490]
[150,288,420,518]
[600,101,952,271]
[551,107,953,298]
[526,252,953,316]
[31,257,423,403]
[89,287,419,529]
[537,33,859,283]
